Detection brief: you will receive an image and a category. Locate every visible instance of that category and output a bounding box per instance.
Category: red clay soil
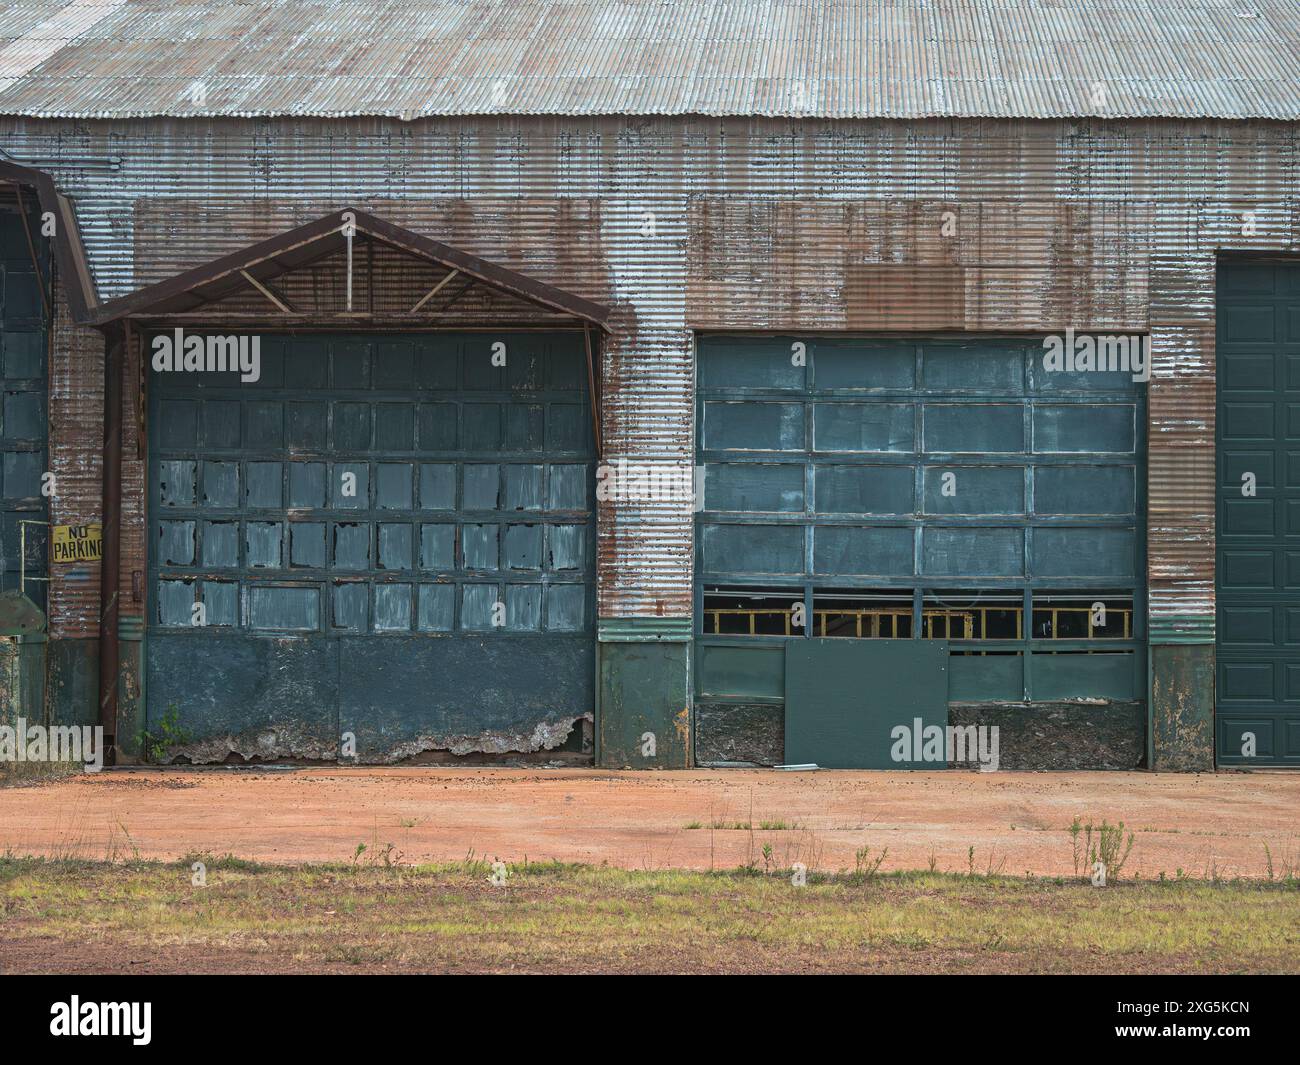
[1,767,1297,878]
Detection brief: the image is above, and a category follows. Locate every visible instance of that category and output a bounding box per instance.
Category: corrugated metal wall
[49,282,102,638]
[7,115,1300,633]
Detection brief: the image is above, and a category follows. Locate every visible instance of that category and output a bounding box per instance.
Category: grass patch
[180,852,268,873]
[1,855,1297,974]
[0,759,84,788]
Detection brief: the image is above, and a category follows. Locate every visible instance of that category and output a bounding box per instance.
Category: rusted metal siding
[17,117,1296,301]
[8,115,1300,629]
[119,324,144,631]
[48,287,145,645]
[47,281,102,639]
[2,0,1299,120]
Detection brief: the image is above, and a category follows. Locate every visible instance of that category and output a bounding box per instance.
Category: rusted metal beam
[366,235,374,317]
[410,268,461,313]
[584,323,602,456]
[10,183,50,320]
[238,269,295,313]
[0,160,98,321]
[428,277,477,315]
[124,316,591,332]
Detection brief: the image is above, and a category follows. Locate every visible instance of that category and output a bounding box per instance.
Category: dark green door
[0,199,48,612]
[1217,260,1300,766]
[148,332,595,760]
[785,639,949,768]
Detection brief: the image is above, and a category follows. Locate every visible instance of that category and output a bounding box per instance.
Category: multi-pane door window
[696,335,1144,654]
[151,333,595,636]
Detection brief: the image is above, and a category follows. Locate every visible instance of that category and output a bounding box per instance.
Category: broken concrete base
[163,714,594,766]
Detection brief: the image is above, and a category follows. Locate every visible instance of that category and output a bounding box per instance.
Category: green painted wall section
[697,635,1148,768]
[1146,614,1215,773]
[1148,615,1215,645]
[785,639,949,769]
[698,638,1142,704]
[46,638,97,728]
[597,617,691,642]
[6,629,132,761]
[696,641,784,700]
[597,639,691,768]
[1150,643,1215,772]
[117,620,145,761]
[0,635,45,732]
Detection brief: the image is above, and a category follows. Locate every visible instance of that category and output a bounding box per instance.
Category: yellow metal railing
[1033,606,1132,639]
[702,607,802,636]
[703,603,1132,639]
[819,608,913,638]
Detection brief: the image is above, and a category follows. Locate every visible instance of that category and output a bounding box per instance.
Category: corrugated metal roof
[0,0,1296,120]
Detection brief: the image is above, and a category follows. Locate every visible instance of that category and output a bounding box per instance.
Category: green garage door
[695,335,1146,766]
[1217,260,1300,766]
[148,332,595,760]
[0,200,47,612]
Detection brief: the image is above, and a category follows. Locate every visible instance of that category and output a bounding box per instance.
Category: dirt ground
[1,766,1297,878]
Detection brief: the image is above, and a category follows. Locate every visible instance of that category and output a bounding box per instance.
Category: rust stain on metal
[1,1,1298,121]
[10,115,1299,632]
[47,283,104,639]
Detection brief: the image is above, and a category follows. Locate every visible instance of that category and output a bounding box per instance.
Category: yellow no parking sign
[51,523,103,564]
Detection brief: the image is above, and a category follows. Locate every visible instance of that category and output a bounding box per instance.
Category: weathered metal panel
[597,639,690,767]
[44,636,95,727]
[3,115,1298,642]
[1147,249,1218,637]
[1150,642,1215,771]
[115,613,143,756]
[597,616,690,641]
[146,632,339,760]
[2,1,1299,120]
[119,325,146,631]
[0,634,44,740]
[785,638,949,769]
[340,634,593,761]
